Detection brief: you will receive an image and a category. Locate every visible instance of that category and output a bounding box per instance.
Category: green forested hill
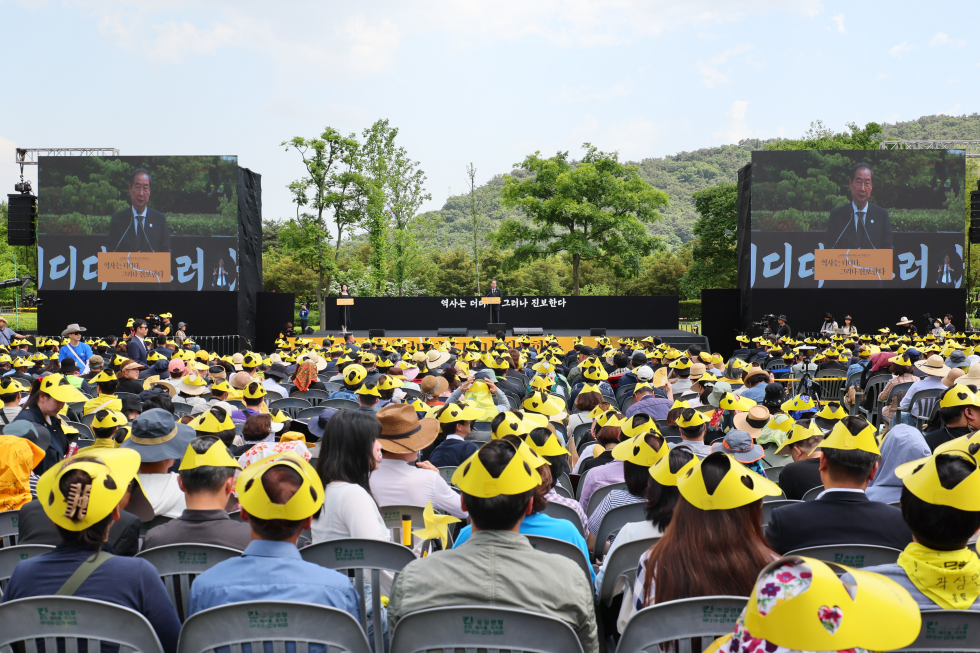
[420,113,980,250]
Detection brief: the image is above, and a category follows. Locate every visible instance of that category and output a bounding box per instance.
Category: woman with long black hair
[338,283,353,335]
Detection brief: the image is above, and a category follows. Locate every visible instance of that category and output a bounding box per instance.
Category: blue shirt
[328,389,359,402]
[740,384,767,403]
[2,544,181,653]
[188,540,361,620]
[58,342,93,366]
[299,308,310,319]
[452,512,595,581]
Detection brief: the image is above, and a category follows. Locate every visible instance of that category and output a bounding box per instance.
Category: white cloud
[557,82,630,103]
[830,13,845,34]
[889,41,918,58]
[929,32,965,48]
[713,100,753,143]
[698,43,755,87]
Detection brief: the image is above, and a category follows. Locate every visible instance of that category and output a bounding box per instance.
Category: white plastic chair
[616,595,749,653]
[784,543,903,568]
[0,509,20,547]
[177,600,370,653]
[136,543,242,622]
[0,544,54,597]
[899,609,980,651]
[525,534,592,584]
[390,605,584,653]
[0,595,164,653]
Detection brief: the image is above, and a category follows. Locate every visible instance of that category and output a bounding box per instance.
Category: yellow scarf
[897,542,980,610]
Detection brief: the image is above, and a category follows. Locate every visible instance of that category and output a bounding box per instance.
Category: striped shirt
[587,490,645,535]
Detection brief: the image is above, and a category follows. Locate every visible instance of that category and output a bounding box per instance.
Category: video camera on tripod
[750,314,779,339]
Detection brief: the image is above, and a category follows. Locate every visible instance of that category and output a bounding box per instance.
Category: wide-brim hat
[916,354,951,377]
[427,350,451,368]
[376,404,439,453]
[119,408,195,462]
[896,317,913,326]
[707,381,733,408]
[150,379,178,398]
[743,368,769,384]
[733,405,771,438]
[265,363,289,381]
[420,375,449,396]
[177,377,208,396]
[61,323,87,337]
[710,429,765,463]
[955,363,980,386]
[301,408,338,439]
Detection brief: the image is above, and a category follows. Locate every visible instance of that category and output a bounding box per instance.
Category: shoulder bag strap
[56,550,114,596]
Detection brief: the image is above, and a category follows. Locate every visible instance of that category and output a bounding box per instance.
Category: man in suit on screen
[106,168,172,253]
[824,162,892,250]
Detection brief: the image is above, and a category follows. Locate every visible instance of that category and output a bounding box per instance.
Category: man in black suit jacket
[106,168,171,253]
[212,257,236,290]
[824,163,893,251]
[765,416,913,554]
[487,279,502,323]
[17,497,142,556]
[127,320,150,367]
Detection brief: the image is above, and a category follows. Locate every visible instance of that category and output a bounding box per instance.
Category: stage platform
[299,329,710,352]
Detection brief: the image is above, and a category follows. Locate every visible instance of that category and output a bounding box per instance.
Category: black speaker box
[487,323,507,334]
[368,329,386,338]
[590,328,606,336]
[7,194,36,246]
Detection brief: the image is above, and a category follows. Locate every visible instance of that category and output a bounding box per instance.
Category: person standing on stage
[487,279,501,323]
[338,284,352,335]
[0,317,26,348]
[299,304,310,333]
[58,324,93,373]
[212,258,235,290]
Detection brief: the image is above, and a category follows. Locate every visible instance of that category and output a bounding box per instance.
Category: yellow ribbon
[897,542,980,609]
[411,501,460,549]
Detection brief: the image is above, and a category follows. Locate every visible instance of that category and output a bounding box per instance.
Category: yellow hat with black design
[775,419,825,454]
[452,443,542,498]
[237,451,324,520]
[742,556,920,652]
[178,438,242,470]
[39,374,87,403]
[37,448,142,531]
[531,360,555,374]
[355,382,381,398]
[649,447,699,486]
[525,431,568,457]
[669,357,693,370]
[670,399,691,411]
[612,431,667,467]
[767,413,795,434]
[242,380,267,399]
[92,369,118,383]
[675,409,709,428]
[492,411,530,438]
[678,452,782,510]
[377,374,402,391]
[521,391,566,418]
[210,380,235,395]
[342,364,367,386]
[0,376,28,394]
[818,417,880,455]
[940,385,977,408]
[719,393,756,411]
[529,375,552,392]
[736,335,750,343]
[189,407,236,434]
[781,394,817,412]
[91,410,127,430]
[621,414,658,438]
[579,383,601,395]
[583,365,608,382]
[895,450,980,511]
[438,402,484,423]
[594,409,626,428]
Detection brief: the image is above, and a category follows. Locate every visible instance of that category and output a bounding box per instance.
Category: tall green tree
[497,144,668,294]
[680,182,738,297]
[361,119,432,296]
[765,121,883,151]
[281,128,376,319]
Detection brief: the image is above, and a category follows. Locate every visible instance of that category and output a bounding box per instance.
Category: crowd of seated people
[2,322,980,653]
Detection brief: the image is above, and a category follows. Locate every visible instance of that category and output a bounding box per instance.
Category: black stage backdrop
[321,295,679,332]
[38,290,238,336]
[256,292,295,352]
[701,288,741,360]
[749,288,967,337]
[236,167,262,345]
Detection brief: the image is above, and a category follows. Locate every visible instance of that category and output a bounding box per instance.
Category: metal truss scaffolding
[879,140,980,157]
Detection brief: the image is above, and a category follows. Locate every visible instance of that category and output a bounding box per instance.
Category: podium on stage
[482,296,502,333]
[337,298,354,305]
[480,297,500,305]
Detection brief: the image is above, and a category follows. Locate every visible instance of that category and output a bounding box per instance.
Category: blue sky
[1,0,977,218]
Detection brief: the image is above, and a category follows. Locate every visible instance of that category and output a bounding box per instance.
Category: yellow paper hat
[587,404,611,420]
[767,413,795,433]
[612,433,667,467]
[243,381,268,399]
[525,431,568,457]
[411,500,461,549]
[91,410,127,430]
[92,370,117,383]
[940,386,976,408]
[621,414,657,438]
[895,451,980,511]
[815,402,848,420]
[583,365,608,382]
[781,394,817,412]
[516,440,550,469]
[409,398,435,417]
[178,438,242,470]
[744,556,920,651]
[775,420,824,455]
[189,407,236,434]
[670,400,691,411]
[675,409,709,428]
[531,360,555,374]
[355,382,381,397]
[39,374,87,403]
[438,402,484,423]
[342,364,367,385]
[579,383,601,395]
[452,444,542,498]
[521,391,565,417]
[678,452,782,510]
[719,393,756,411]
[0,377,28,394]
[595,409,626,428]
[36,448,142,531]
[492,411,530,438]
[236,451,324,520]
[649,448,699,486]
[377,375,402,391]
[819,418,880,455]
[210,380,234,395]
[529,375,552,393]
